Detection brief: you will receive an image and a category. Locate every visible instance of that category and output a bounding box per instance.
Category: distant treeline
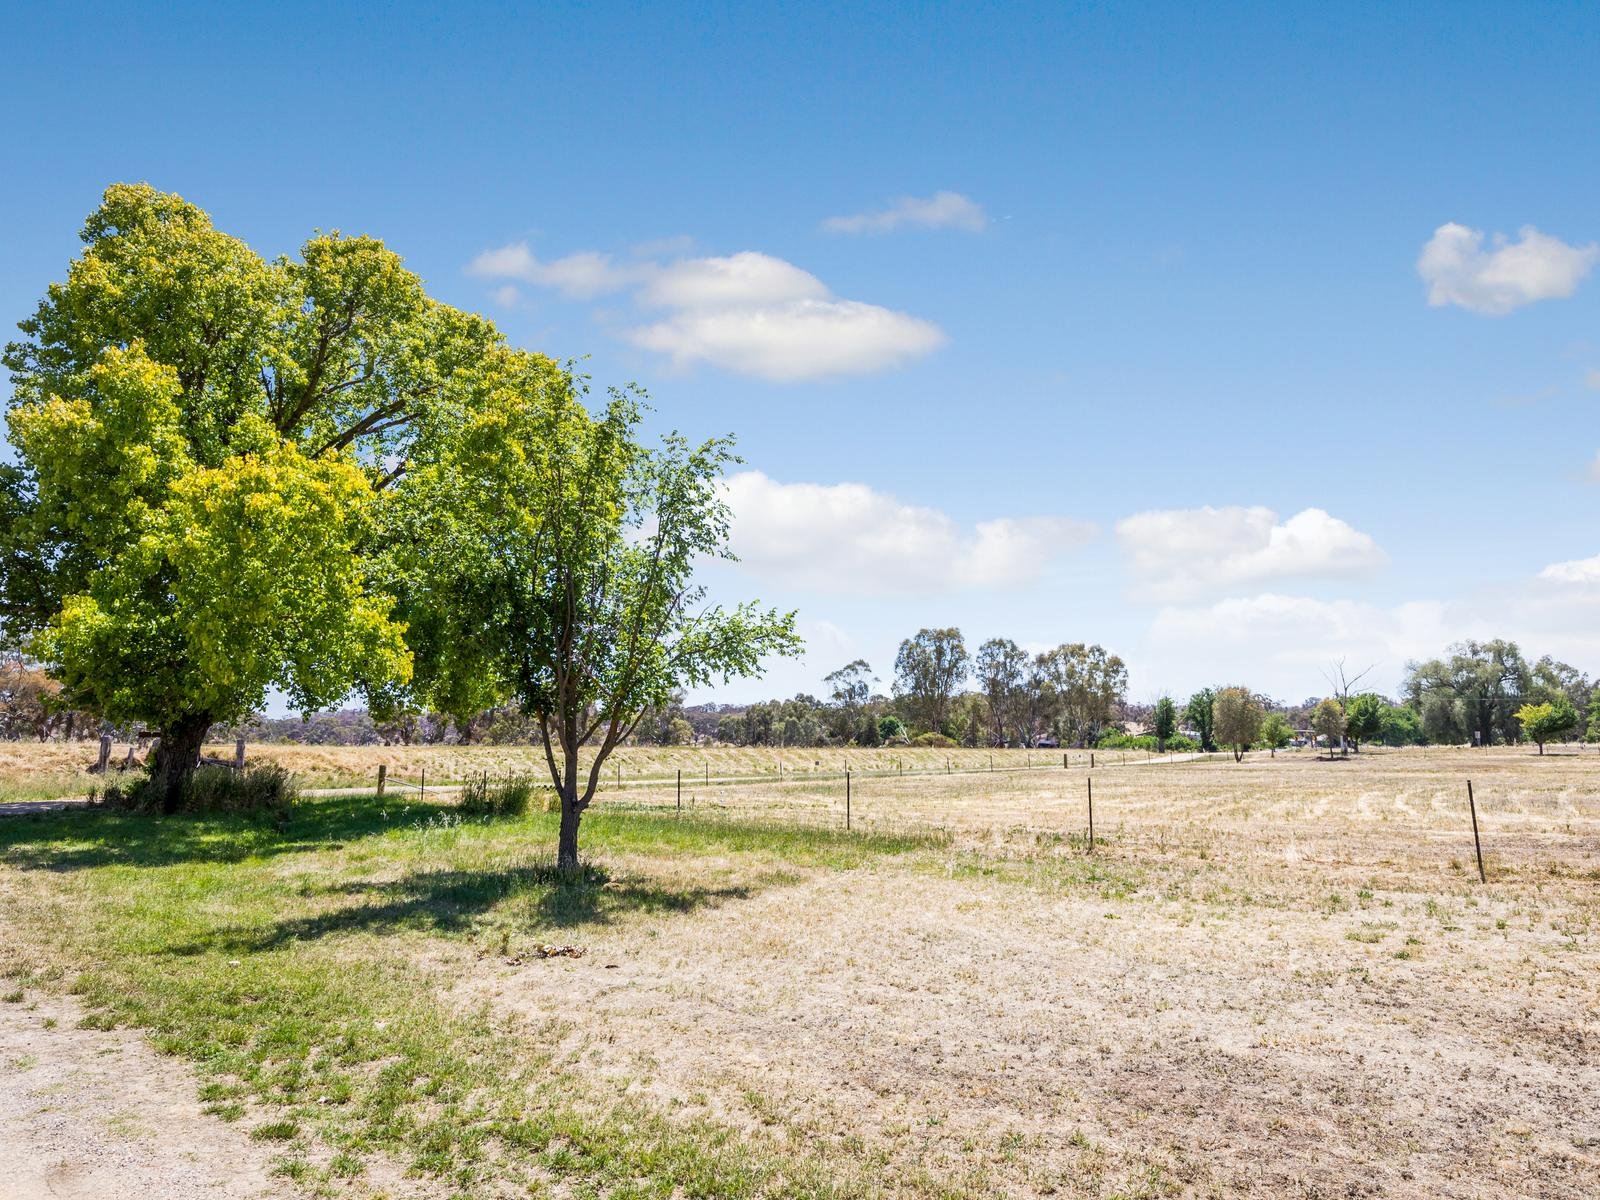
[8,634,1596,753]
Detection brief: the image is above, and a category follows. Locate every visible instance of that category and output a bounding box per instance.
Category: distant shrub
[910,731,957,748]
[459,771,537,817]
[1095,731,1200,753]
[102,763,297,818]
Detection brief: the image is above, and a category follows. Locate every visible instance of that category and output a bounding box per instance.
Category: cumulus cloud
[468,243,944,382]
[1417,222,1598,315]
[1115,505,1387,602]
[1139,593,1466,699]
[1539,553,1600,585]
[466,244,641,300]
[822,191,988,235]
[626,299,944,382]
[720,470,1093,594]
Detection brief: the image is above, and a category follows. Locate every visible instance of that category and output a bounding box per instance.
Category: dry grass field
[1,744,1596,1198]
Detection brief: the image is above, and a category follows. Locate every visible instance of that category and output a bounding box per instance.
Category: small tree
[877,714,908,744]
[414,374,800,869]
[1184,688,1217,752]
[1152,695,1177,753]
[1342,693,1385,753]
[1311,698,1345,758]
[1212,686,1263,762]
[1588,688,1600,742]
[1259,712,1293,756]
[1515,698,1577,755]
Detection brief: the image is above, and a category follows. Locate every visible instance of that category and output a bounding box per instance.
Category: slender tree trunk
[150,712,212,815]
[557,741,583,871]
[557,792,582,869]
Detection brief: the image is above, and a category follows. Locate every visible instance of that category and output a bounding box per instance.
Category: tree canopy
[394,372,800,867]
[893,628,969,736]
[0,184,512,808]
[1515,698,1577,754]
[1212,686,1264,762]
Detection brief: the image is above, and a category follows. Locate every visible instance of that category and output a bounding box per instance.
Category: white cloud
[1115,505,1387,602]
[1139,593,1466,700]
[1539,553,1600,585]
[468,243,944,382]
[1417,222,1598,315]
[822,191,988,235]
[720,470,1094,594]
[626,299,945,382]
[466,243,640,299]
[489,284,521,306]
[636,252,828,310]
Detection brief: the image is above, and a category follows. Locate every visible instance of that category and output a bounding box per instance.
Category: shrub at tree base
[101,763,298,818]
[458,773,537,817]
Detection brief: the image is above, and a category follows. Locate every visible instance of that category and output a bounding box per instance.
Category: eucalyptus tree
[2,184,505,809]
[974,637,1030,746]
[1036,642,1127,747]
[893,628,969,735]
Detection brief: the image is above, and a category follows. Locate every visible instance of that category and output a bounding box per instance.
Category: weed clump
[458,771,538,817]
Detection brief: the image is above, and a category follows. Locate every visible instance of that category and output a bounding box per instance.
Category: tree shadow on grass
[176,864,756,954]
[0,795,460,871]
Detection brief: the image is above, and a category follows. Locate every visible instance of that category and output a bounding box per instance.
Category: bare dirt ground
[449,748,1600,1198]
[0,990,302,1200]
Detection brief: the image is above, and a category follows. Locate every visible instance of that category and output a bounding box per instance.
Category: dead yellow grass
[3,743,1596,1196]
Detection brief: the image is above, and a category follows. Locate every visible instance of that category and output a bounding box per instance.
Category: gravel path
[0,990,301,1200]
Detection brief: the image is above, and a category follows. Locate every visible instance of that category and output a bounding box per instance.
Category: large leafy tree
[1403,640,1529,747]
[401,371,799,869]
[1,184,503,809]
[893,628,969,735]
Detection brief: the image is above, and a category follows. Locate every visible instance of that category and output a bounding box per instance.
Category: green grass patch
[0,795,945,1198]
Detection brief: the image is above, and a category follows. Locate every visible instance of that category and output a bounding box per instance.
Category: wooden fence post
[676,769,682,812]
[97,734,112,773]
[1467,779,1486,883]
[235,737,246,773]
[376,764,387,797]
[1087,775,1095,851]
[846,769,851,831]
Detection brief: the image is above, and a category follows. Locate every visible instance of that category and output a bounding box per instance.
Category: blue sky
[5,1,1600,705]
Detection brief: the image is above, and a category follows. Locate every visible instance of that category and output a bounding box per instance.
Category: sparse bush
[909,731,957,748]
[459,771,537,817]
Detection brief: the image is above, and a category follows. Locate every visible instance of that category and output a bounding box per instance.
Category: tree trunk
[150,712,212,815]
[557,797,582,870]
